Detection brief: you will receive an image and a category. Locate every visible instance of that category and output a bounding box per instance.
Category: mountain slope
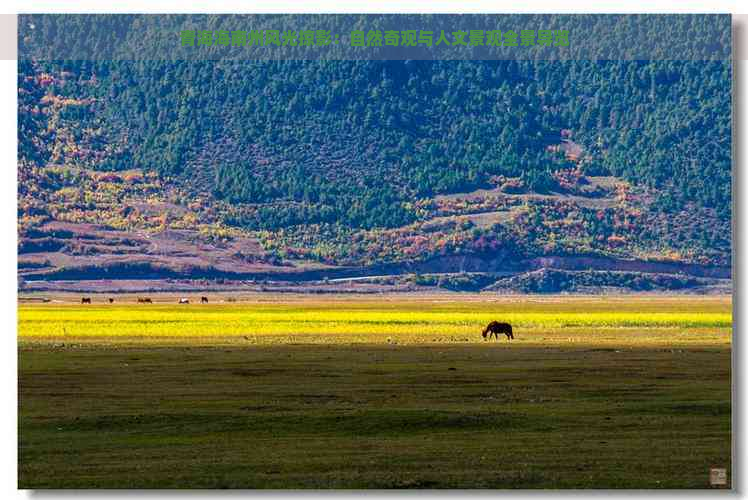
[17,23,732,292]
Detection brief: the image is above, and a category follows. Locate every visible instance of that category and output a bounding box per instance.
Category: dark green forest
[19,57,732,228]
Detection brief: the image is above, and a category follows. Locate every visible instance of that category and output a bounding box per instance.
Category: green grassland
[18,295,732,488]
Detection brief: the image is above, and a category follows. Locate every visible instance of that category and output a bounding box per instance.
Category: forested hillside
[17,15,732,293]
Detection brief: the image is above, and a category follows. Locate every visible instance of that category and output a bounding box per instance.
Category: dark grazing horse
[108,298,114,304]
[81,297,91,304]
[137,297,152,304]
[482,321,514,341]
[201,296,209,304]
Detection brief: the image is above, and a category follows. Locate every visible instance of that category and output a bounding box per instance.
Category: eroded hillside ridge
[18,54,731,293]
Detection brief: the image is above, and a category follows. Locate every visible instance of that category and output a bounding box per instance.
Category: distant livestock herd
[81,296,211,305]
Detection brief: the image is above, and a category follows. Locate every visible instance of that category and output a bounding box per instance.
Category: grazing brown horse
[81,297,91,304]
[137,297,152,304]
[482,321,514,341]
[201,296,208,304]
[108,298,114,304]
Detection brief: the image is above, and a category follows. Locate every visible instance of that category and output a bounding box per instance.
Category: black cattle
[482,321,514,341]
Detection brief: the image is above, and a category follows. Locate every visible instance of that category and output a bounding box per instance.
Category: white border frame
[2,2,744,499]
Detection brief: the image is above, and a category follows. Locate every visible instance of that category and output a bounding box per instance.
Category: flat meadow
[18,294,731,345]
[18,294,732,488]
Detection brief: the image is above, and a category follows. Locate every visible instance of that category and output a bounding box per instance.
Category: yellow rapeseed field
[17,295,732,346]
